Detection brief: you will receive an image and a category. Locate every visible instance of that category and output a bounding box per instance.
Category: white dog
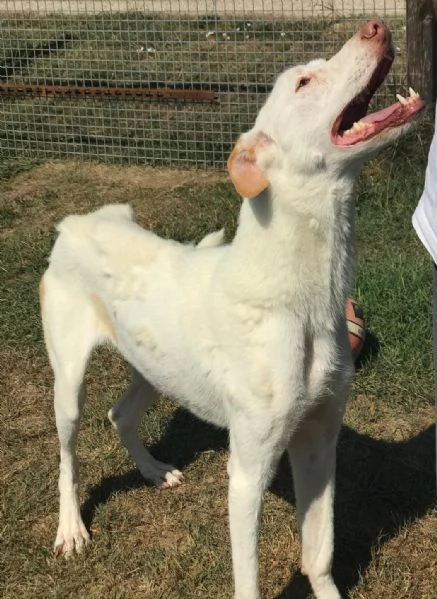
[40,20,423,599]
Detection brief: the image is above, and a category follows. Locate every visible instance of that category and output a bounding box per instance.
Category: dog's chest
[108,262,348,429]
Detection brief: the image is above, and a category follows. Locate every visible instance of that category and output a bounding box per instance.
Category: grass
[0,11,408,166]
[1,125,436,598]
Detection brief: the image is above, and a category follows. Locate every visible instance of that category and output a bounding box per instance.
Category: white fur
[40,22,417,599]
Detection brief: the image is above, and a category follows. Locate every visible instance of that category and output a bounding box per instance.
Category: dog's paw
[137,458,184,489]
[54,521,90,558]
[159,468,184,489]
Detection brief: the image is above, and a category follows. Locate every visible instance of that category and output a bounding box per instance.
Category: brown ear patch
[227,133,272,198]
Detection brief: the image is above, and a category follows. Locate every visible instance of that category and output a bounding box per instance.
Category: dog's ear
[227,131,274,198]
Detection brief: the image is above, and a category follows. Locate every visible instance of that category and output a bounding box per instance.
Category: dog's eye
[295,76,311,92]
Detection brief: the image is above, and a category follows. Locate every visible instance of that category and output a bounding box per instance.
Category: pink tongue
[360,103,399,124]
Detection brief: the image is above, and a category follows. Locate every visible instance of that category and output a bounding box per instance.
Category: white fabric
[412,106,437,264]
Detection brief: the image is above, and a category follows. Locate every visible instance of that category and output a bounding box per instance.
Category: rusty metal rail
[0,82,218,102]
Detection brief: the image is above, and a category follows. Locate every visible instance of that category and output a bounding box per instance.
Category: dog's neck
[224,170,358,316]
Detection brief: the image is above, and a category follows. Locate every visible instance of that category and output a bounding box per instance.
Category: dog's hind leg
[287,398,345,599]
[108,369,183,488]
[40,272,103,557]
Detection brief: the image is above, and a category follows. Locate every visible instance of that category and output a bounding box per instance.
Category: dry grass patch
[1,160,228,238]
[1,155,436,598]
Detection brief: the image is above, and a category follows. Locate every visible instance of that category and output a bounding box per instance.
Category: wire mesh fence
[0,1,406,168]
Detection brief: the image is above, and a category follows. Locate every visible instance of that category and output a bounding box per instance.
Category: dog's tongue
[361,103,399,124]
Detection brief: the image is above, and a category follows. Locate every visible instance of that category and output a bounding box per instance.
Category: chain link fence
[0,1,406,168]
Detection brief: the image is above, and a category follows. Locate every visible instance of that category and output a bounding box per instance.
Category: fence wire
[0,1,406,168]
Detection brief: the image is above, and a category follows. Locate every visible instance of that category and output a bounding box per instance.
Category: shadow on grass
[82,409,434,598]
[355,328,380,370]
[273,423,435,598]
[81,411,228,528]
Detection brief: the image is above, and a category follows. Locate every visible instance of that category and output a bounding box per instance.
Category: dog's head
[228,20,425,198]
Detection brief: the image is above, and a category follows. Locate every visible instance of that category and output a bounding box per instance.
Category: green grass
[1,132,436,598]
[353,125,437,410]
[0,12,408,166]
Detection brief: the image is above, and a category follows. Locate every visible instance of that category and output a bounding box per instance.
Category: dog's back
[49,204,161,285]
[42,203,234,426]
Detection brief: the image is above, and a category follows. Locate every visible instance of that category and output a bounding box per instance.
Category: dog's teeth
[408,86,419,98]
[352,122,370,130]
[396,93,408,106]
[343,121,372,136]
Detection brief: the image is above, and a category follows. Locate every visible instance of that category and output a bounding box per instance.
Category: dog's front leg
[228,415,283,599]
[288,398,346,599]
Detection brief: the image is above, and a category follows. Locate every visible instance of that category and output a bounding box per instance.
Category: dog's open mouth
[332,53,425,146]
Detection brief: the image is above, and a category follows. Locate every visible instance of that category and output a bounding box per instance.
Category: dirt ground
[0,0,405,17]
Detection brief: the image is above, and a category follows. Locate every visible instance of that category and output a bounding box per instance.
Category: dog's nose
[359,19,387,42]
